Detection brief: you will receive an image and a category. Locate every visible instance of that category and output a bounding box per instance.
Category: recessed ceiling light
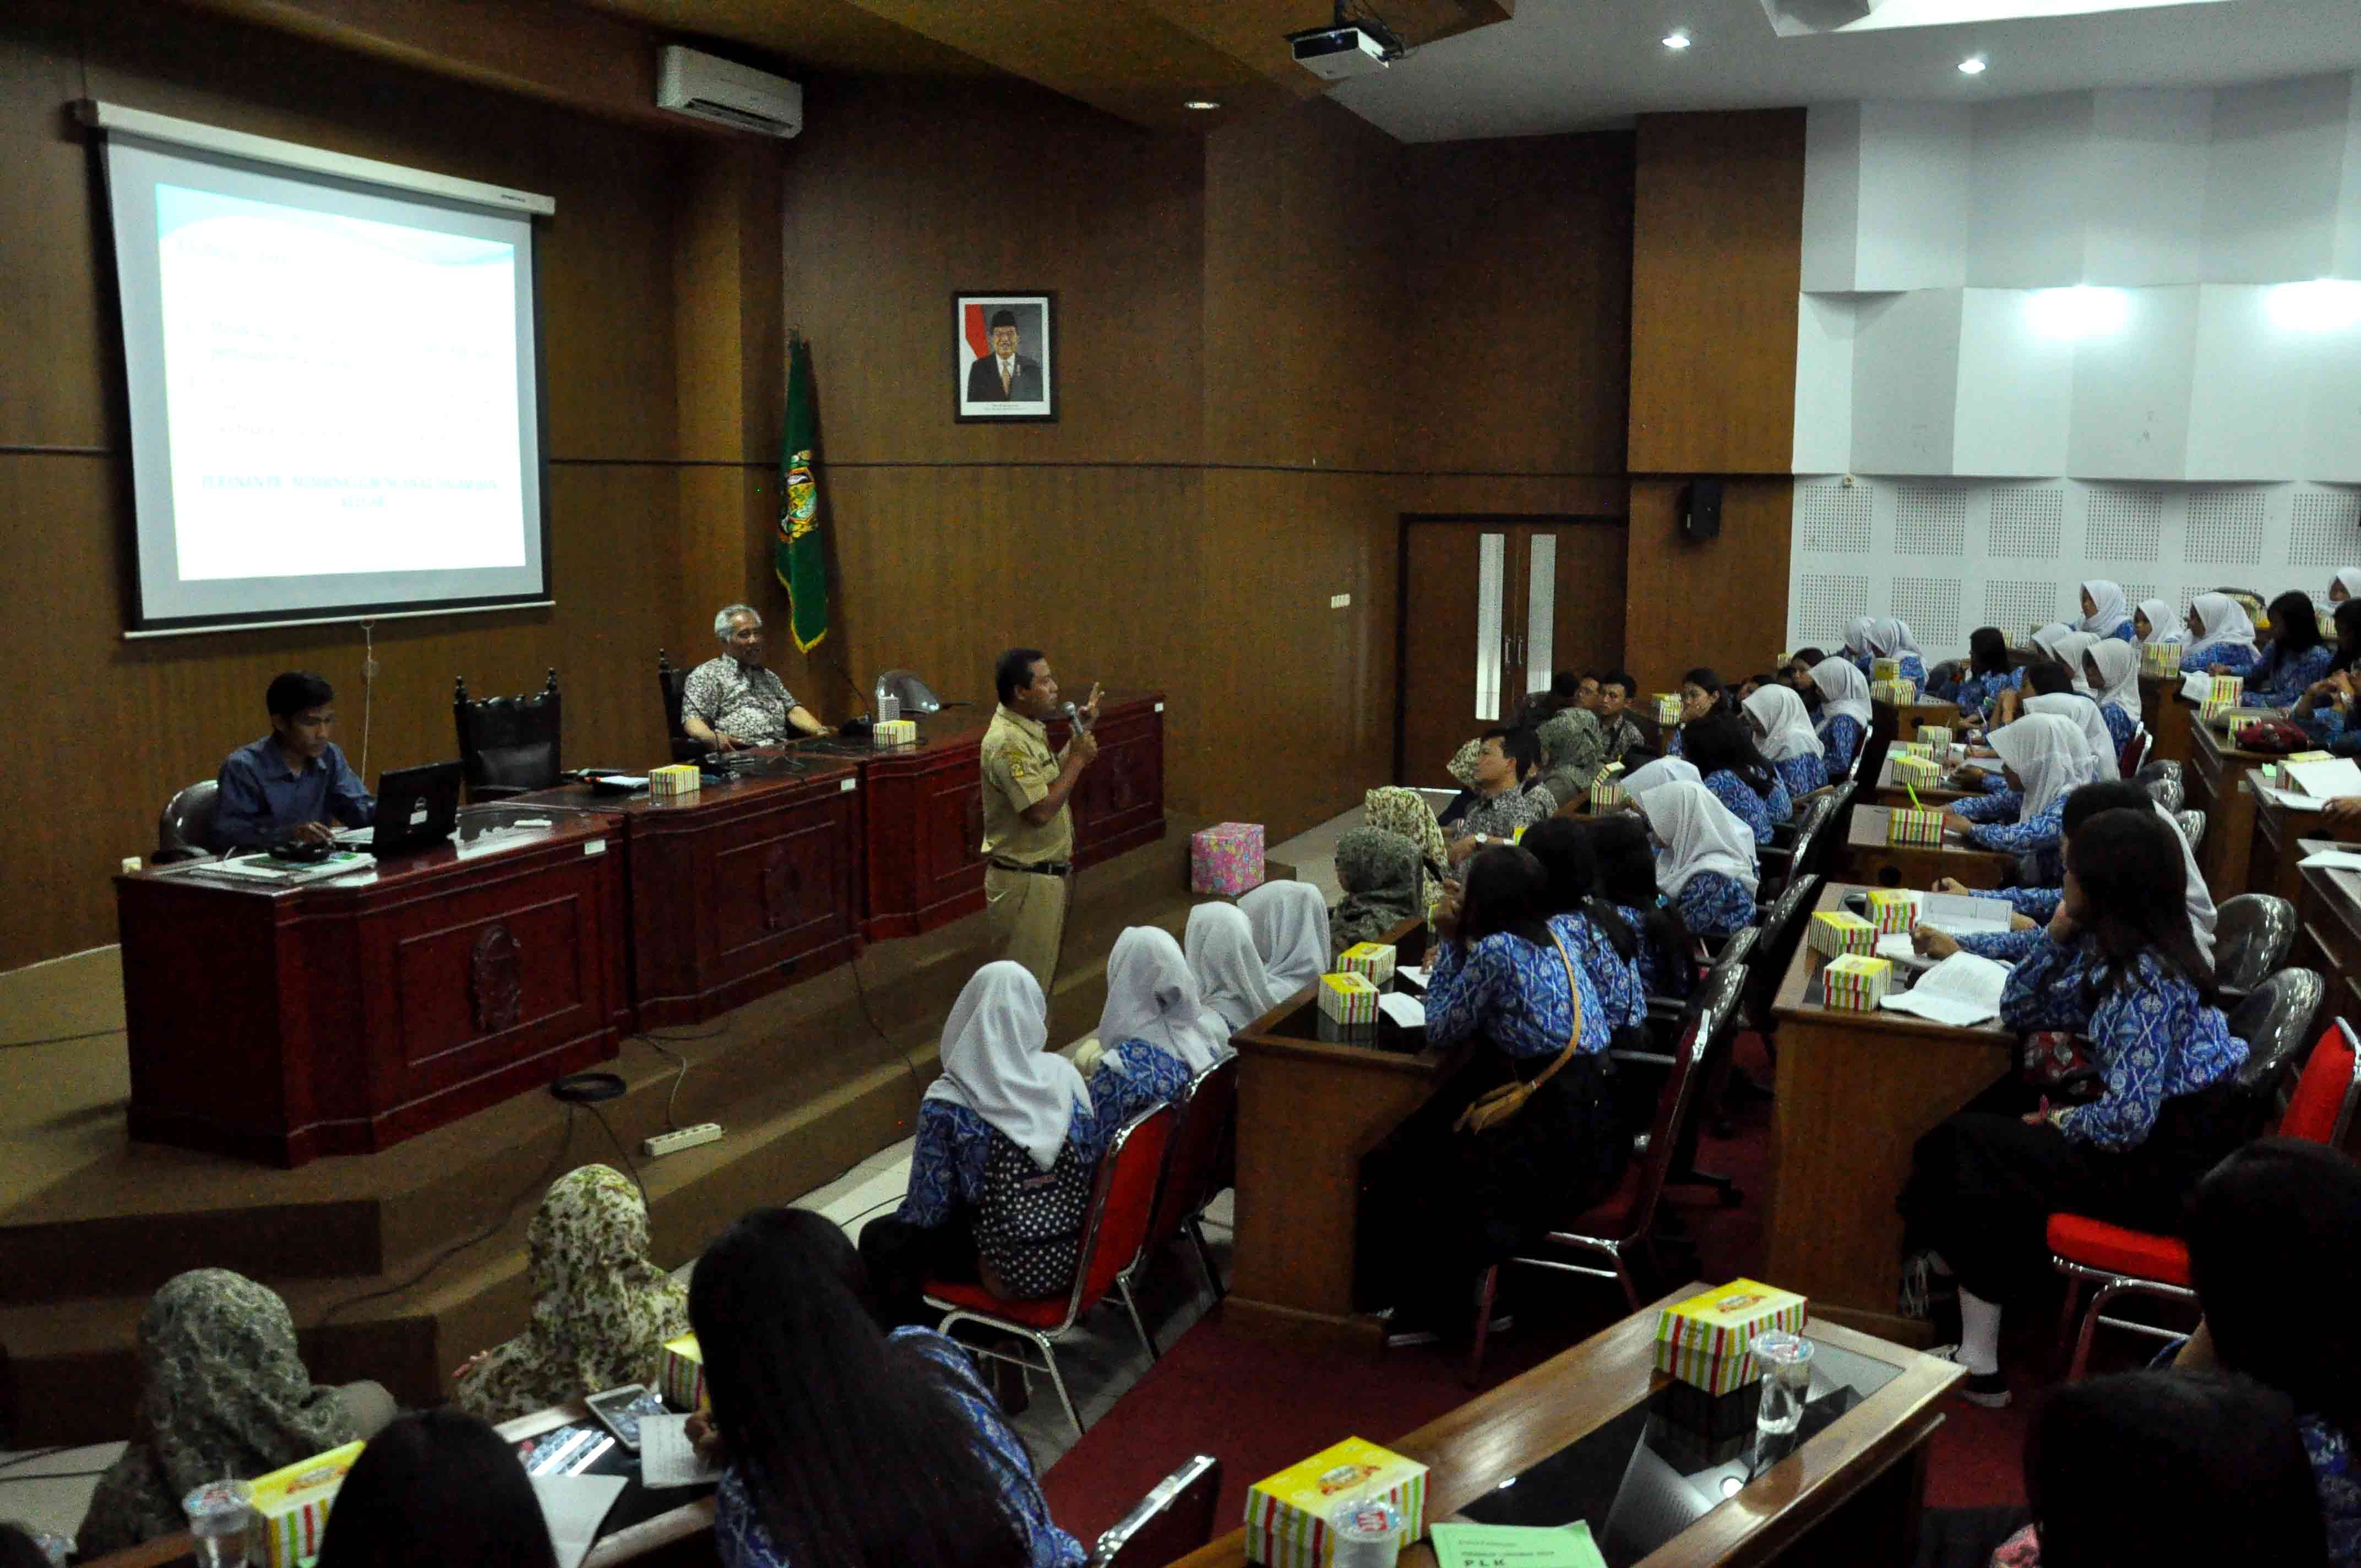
[1662,29,1693,49]
[1183,99,1221,110]
[1958,55,1988,74]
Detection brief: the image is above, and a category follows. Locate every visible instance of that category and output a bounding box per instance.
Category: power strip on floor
[644,1123,723,1157]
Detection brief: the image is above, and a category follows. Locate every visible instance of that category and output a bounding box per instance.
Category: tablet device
[585,1384,651,1453]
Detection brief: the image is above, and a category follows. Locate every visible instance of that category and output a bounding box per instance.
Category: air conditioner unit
[657,46,802,139]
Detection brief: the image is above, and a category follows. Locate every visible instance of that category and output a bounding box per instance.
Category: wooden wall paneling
[1626,109,1807,476]
[1398,132,1636,478]
[1620,476,1796,695]
[0,19,111,453]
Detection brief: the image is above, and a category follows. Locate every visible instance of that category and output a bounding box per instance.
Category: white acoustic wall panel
[2202,74,2355,284]
[2303,298,2361,481]
[1800,103,1867,293]
[1802,103,1971,292]
[1787,477,2361,664]
[1969,93,2095,287]
[2065,286,2200,480]
[2338,104,2361,277]
[2085,90,2211,287]
[1952,290,2075,477]
[1793,293,1859,475]
[2186,285,2311,480]
[1849,290,1963,475]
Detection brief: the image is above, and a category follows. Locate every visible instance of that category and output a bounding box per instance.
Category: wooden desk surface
[2188,720,2276,899]
[1870,756,1975,807]
[121,809,617,902]
[1838,804,2015,891]
[1167,1284,1962,1568]
[1765,883,2012,1342]
[517,757,860,817]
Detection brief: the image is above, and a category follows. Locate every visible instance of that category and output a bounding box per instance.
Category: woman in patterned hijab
[1330,828,1422,954]
[1364,787,1449,912]
[1445,739,1483,789]
[78,1270,360,1555]
[455,1164,690,1423]
[1534,707,1608,808]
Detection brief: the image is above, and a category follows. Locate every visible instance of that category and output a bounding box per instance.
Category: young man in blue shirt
[210,671,377,852]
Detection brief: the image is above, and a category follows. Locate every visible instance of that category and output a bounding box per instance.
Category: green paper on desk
[1430,1521,1607,1568]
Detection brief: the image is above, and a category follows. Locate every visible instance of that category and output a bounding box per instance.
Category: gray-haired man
[682,604,826,750]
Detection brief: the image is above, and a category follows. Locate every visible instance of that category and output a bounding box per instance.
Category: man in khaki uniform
[980,647,1099,993]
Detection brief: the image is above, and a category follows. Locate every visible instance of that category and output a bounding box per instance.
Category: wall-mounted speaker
[1680,477,1723,542]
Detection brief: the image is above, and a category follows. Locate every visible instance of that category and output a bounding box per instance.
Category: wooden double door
[1397,517,1628,789]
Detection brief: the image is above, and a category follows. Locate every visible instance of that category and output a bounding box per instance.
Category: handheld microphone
[1061,699,1094,734]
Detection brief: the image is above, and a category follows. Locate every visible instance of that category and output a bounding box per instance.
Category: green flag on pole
[776,333,828,652]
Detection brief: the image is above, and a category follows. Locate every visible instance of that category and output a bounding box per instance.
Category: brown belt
[988,858,1072,878]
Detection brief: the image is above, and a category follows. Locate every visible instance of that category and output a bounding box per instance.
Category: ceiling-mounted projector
[1289,25,1392,79]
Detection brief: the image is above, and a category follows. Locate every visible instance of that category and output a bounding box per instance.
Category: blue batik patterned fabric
[2181,641,2260,677]
[1703,770,1775,846]
[1955,788,2023,824]
[1615,902,1688,998]
[2102,621,2137,643]
[2303,1416,2361,1568]
[1769,754,1822,804]
[1424,927,1612,1059]
[892,1043,1184,1229]
[1933,666,2021,718]
[1853,652,1927,688]
[1553,912,1647,1032]
[1958,927,2043,963]
[1674,872,1756,941]
[1962,796,2066,857]
[1997,940,2246,1150]
[2002,885,2063,921]
[2299,705,2351,746]
[2098,701,2138,753]
[1820,715,1864,776]
[713,1326,1085,1568]
[2249,641,2335,706]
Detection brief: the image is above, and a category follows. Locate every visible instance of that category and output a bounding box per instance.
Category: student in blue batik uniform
[694,1208,1084,1568]
[2077,578,2138,643]
[1660,668,1729,761]
[1096,925,1232,1075]
[2080,640,2145,760]
[1940,713,2093,876]
[1741,683,1828,802]
[1680,712,1789,845]
[2180,592,2262,677]
[2023,692,2122,782]
[2134,596,2180,650]
[1929,627,2023,719]
[1591,813,1695,1001]
[2293,605,2361,752]
[1864,618,1928,689]
[1523,819,1649,1036]
[1899,807,2257,1408]
[859,962,1184,1325]
[1809,657,1874,777]
[1638,781,1759,941]
[2186,1139,2361,1568]
[1840,616,1876,677]
[2248,591,2336,706]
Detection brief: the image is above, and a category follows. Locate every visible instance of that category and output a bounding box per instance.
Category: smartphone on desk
[585,1384,655,1452]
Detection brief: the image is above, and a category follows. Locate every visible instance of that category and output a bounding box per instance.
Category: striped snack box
[1824,954,1892,1012]
[1871,677,1919,705]
[2201,675,2244,721]
[1886,806,1944,846]
[1590,772,1626,811]
[1316,972,1379,1027]
[1336,941,1396,990]
[2142,640,2184,677]
[1870,657,1900,683]
[1245,1437,1428,1568]
[650,762,701,799]
[660,1332,706,1411]
[249,1440,366,1568]
[1653,1279,1810,1397]
[1917,725,1953,753]
[1865,888,1918,935]
[1806,909,1875,958]
[1891,752,1944,788]
[872,717,918,745]
[1652,693,1683,725]
[1895,740,1934,759]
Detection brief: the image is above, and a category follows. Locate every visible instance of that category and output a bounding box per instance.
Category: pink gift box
[1191,822,1266,896]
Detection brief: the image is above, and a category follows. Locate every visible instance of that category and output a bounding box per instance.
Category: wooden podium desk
[514,760,864,1029]
[2186,719,2274,901]
[1767,884,2013,1343]
[116,809,628,1168]
[1226,916,1461,1347]
[2139,676,2195,766]
[1838,805,2015,891]
[2246,780,2331,910]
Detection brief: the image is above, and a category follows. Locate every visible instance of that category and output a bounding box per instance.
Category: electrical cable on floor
[0,1027,124,1050]
[842,939,922,1086]
[312,1102,578,1329]
[630,1035,694,1133]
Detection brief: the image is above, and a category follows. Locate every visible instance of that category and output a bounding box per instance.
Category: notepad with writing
[1430,1521,1608,1568]
[637,1412,722,1489]
[1915,891,2014,936]
[1879,952,2012,1027]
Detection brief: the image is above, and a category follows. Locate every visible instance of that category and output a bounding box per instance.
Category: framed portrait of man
[954,292,1057,422]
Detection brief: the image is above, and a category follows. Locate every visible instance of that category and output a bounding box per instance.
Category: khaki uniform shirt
[980,704,1073,864]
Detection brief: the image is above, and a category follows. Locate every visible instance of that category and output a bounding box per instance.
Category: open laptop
[346,760,465,859]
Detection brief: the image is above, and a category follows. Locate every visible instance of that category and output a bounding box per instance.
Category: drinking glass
[182,1478,254,1568]
[1750,1331,1815,1440]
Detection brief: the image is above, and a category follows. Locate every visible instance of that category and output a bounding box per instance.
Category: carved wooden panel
[759,842,801,933]
[469,924,524,1035]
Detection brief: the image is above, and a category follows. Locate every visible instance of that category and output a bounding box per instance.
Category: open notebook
[1880,952,2012,1027]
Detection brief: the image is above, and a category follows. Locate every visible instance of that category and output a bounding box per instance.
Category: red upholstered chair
[2119,726,2150,780]
[1114,1054,1238,1360]
[924,1103,1173,1435]
[2049,1017,2361,1378]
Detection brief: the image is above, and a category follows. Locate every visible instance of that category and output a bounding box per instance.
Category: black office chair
[1087,1455,1222,1568]
[453,669,562,802]
[657,650,701,762]
[155,780,221,862]
[2137,761,2185,813]
[2174,808,2207,854]
[2226,968,2325,1101]
[2215,894,2297,995]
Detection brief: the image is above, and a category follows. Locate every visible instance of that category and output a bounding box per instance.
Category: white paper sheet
[2299,850,2361,871]
[637,1412,722,1489]
[2284,757,2361,800]
[1378,992,1426,1028]
[1879,952,2011,1026]
[2181,672,2213,703]
[533,1474,629,1568]
[1397,965,1430,989]
[2255,782,2329,812]
[1917,891,2015,936]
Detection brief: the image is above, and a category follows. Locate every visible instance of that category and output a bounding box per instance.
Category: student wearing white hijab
[1638,781,1759,941]
[1809,658,1875,775]
[1238,880,1329,997]
[1100,926,1230,1073]
[1842,614,1877,669]
[2332,568,2361,604]
[2079,580,2135,641]
[2134,598,2180,645]
[2049,631,2101,689]
[2180,592,2261,677]
[2028,623,2078,665]
[1183,902,1277,1035]
[2023,691,2121,781]
[1619,754,1700,802]
[1941,712,2091,859]
[2080,640,2145,756]
[863,961,1190,1315]
[1865,618,1928,687]
[1740,684,1829,799]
